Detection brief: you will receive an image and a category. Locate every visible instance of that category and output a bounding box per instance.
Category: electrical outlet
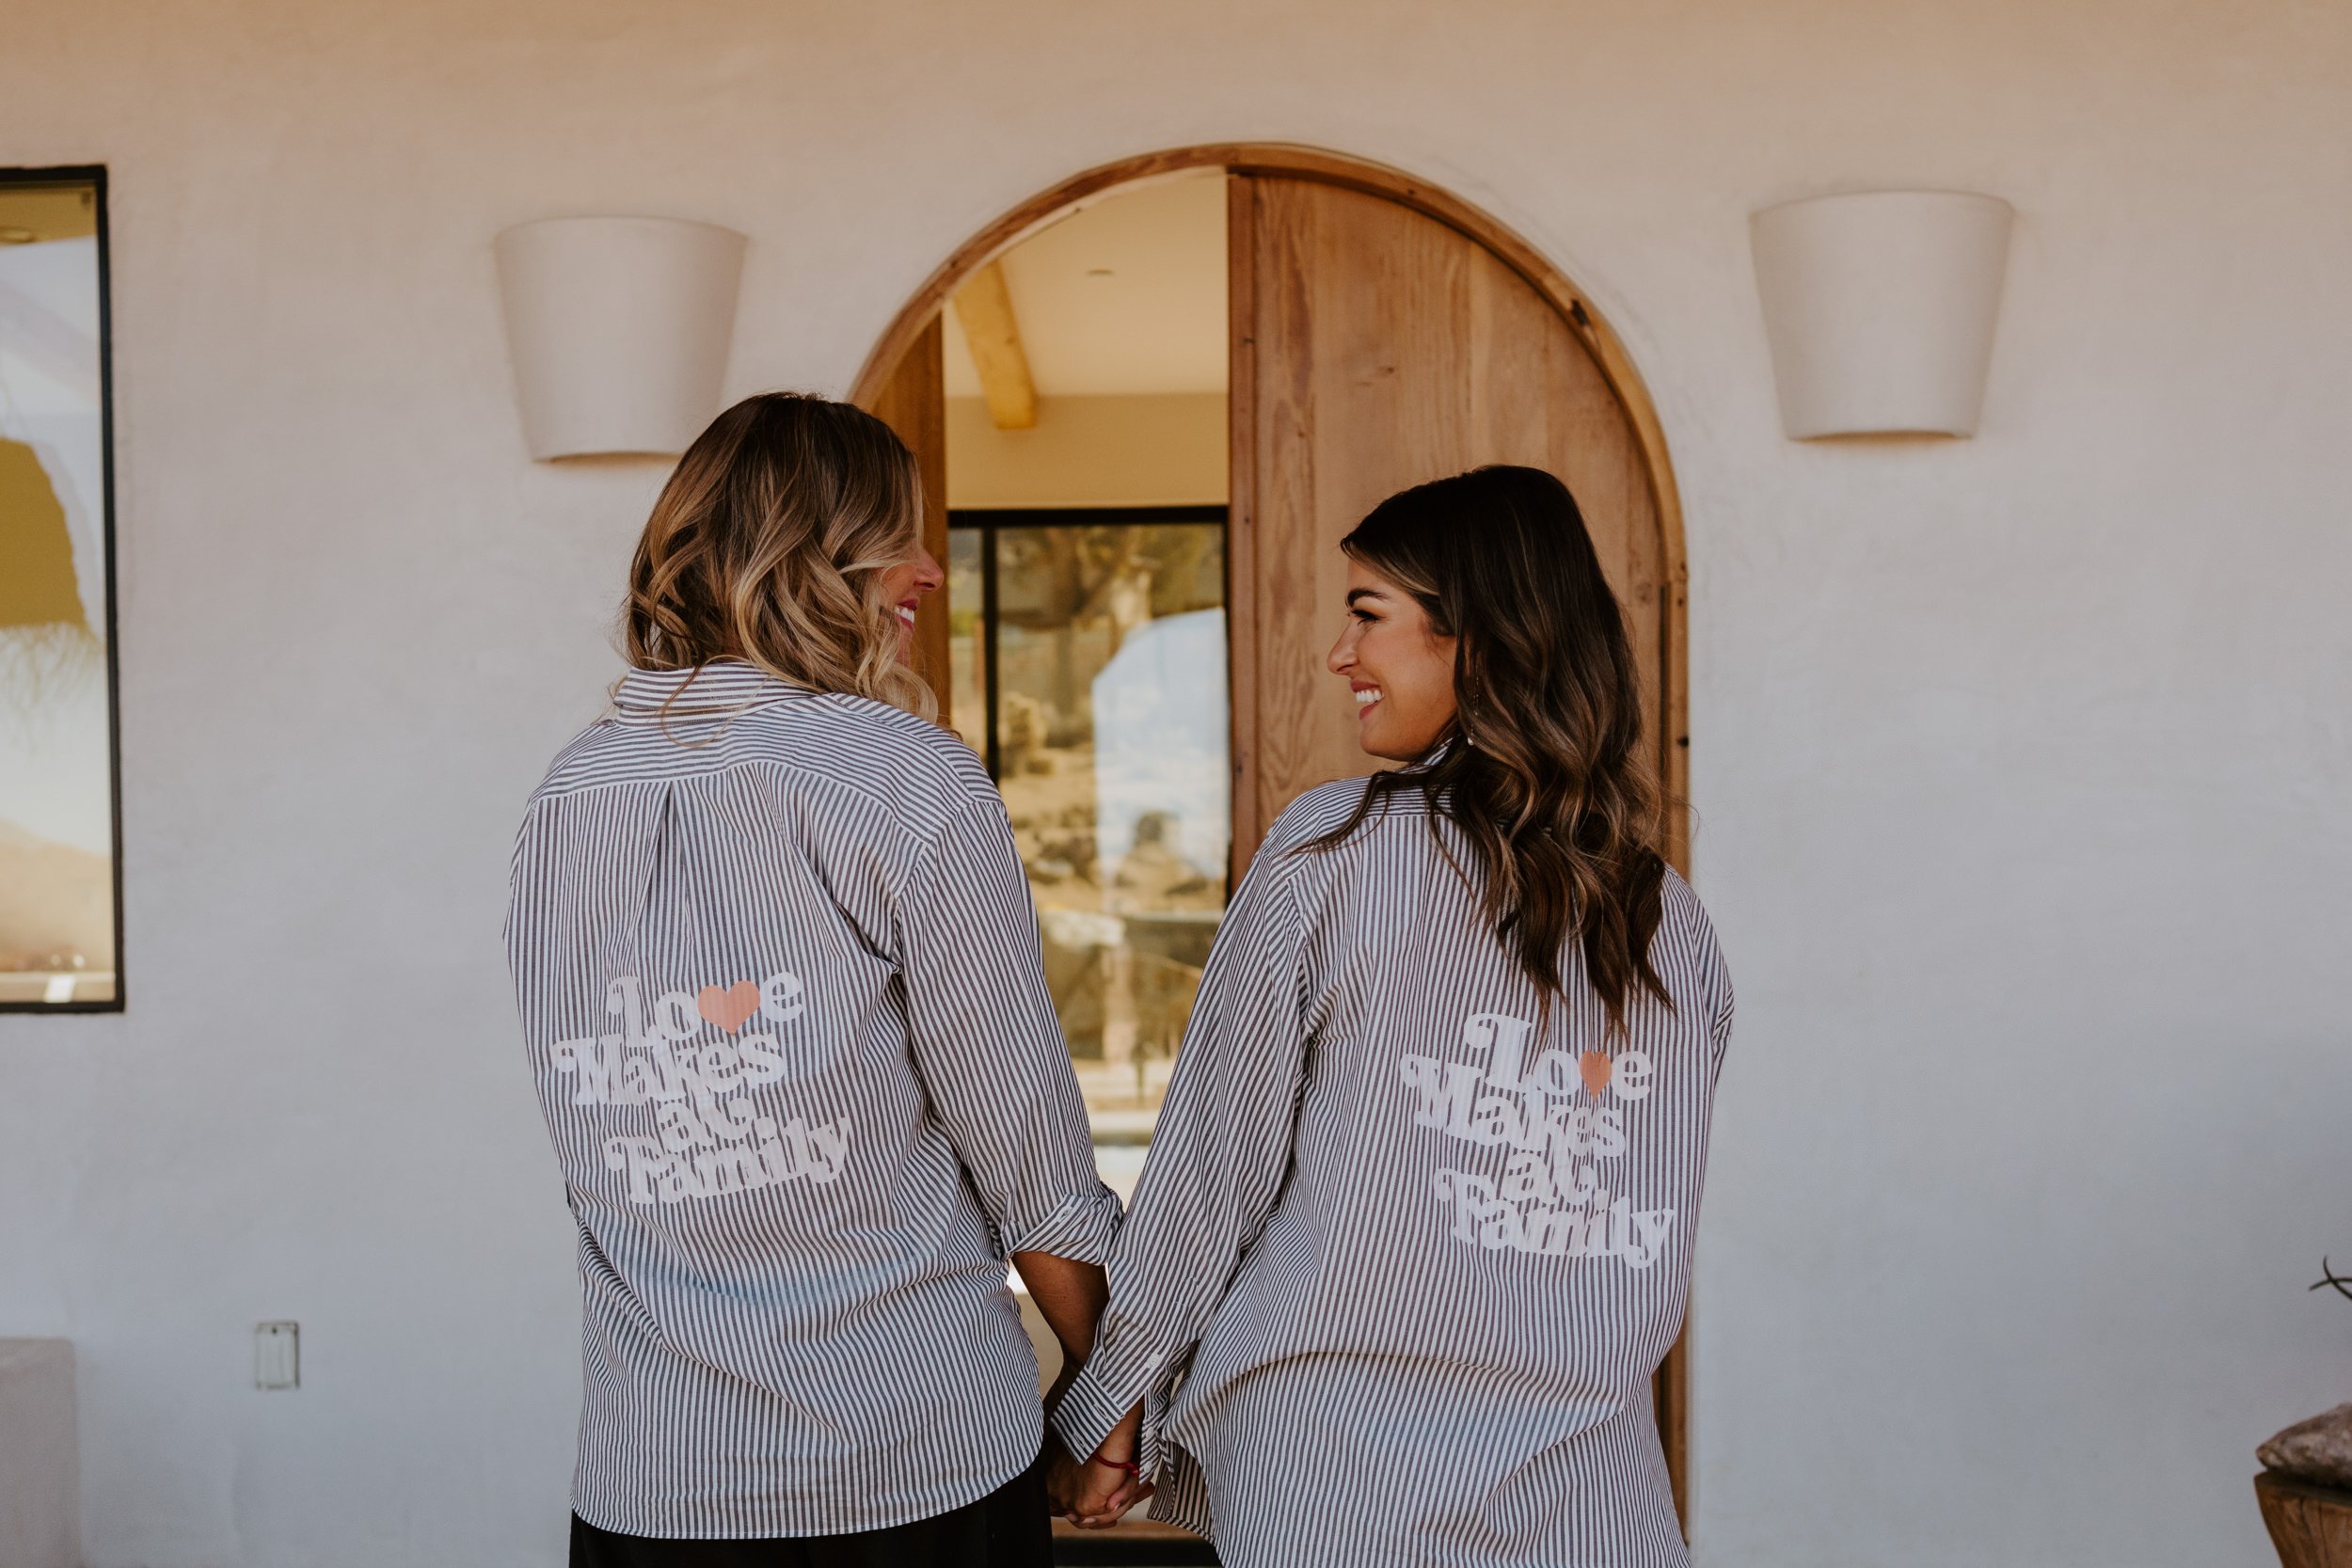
[254,1322,299,1390]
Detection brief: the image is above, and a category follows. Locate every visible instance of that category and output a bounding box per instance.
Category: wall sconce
[1750,190,2013,438]
[495,216,748,460]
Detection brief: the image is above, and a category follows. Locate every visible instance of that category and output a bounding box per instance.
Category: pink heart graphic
[697,982,760,1033]
[1578,1051,1613,1099]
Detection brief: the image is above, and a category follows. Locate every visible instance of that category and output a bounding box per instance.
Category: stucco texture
[2,2,2347,1565]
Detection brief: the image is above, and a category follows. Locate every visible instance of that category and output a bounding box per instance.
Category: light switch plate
[254,1322,299,1390]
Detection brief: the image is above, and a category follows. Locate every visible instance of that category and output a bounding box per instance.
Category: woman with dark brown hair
[506,393,1118,1567]
[1049,466,1734,1567]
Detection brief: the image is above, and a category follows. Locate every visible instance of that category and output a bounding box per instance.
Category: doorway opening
[932,169,1232,1202]
[857,145,1692,1542]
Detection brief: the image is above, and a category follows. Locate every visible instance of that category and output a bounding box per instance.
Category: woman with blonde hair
[507,392,1118,1567]
[1052,466,1734,1566]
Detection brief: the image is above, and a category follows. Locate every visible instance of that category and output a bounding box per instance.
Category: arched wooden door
[854,144,1692,1520]
[1227,166,1679,871]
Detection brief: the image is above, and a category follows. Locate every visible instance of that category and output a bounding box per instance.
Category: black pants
[569,1452,1052,1568]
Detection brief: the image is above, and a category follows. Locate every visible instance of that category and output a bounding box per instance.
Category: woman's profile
[1050,465,1734,1567]
[507,393,1118,1567]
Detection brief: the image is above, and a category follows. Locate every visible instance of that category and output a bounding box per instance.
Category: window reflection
[948,511,1227,1152]
[0,171,119,1010]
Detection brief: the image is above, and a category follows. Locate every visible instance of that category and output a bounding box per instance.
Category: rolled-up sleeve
[1050,838,1311,1467]
[895,797,1122,1263]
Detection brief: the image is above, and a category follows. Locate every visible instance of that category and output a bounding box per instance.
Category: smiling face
[876,541,945,662]
[1327,556,1460,761]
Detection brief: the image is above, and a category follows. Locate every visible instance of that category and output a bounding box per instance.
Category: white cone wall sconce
[495,216,748,459]
[1750,191,2013,438]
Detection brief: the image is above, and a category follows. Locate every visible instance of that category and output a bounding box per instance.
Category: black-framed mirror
[0,165,121,1011]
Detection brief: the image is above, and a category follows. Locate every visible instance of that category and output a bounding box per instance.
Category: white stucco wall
[2,3,2346,1564]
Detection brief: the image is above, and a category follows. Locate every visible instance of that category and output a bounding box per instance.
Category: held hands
[1043,1407,1151,1528]
[1017,1253,1137,1524]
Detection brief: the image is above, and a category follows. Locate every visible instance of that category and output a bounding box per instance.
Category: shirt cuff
[1005,1183,1123,1264]
[1049,1331,1165,1463]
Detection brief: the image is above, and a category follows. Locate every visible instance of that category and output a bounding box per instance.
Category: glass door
[946,505,1228,1197]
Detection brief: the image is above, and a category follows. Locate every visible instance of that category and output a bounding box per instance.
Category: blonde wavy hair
[624,392,935,719]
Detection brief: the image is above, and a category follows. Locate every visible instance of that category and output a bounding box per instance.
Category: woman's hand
[1044,1408,1151,1528]
[1059,1454,1150,1528]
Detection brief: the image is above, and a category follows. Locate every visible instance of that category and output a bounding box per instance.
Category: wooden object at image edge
[2259,1472,2352,1568]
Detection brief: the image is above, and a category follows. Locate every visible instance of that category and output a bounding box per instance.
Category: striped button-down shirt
[506,662,1120,1539]
[1053,778,1733,1568]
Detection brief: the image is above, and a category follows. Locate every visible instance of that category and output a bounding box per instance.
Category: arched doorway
[854,143,1694,1526]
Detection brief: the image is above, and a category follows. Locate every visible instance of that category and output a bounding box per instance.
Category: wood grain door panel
[866,314,952,717]
[1231,174,1666,868]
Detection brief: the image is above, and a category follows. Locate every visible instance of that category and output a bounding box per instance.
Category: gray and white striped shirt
[1053,778,1733,1568]
[506,662,1120,1539]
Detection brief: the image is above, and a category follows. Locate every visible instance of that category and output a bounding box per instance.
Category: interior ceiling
[944,167,1227,400]
[0,184,98,245]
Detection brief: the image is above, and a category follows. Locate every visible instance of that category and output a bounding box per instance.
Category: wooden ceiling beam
[951,261,1039,430]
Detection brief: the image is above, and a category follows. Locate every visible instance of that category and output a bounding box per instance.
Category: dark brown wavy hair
[1306,465,1670,1032]
[624,392,934,718]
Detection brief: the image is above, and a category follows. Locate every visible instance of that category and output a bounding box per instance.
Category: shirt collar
[610,660,808,719]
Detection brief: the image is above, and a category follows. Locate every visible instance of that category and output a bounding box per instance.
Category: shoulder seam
[892,794,1016,906]
[529,753,978,839]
